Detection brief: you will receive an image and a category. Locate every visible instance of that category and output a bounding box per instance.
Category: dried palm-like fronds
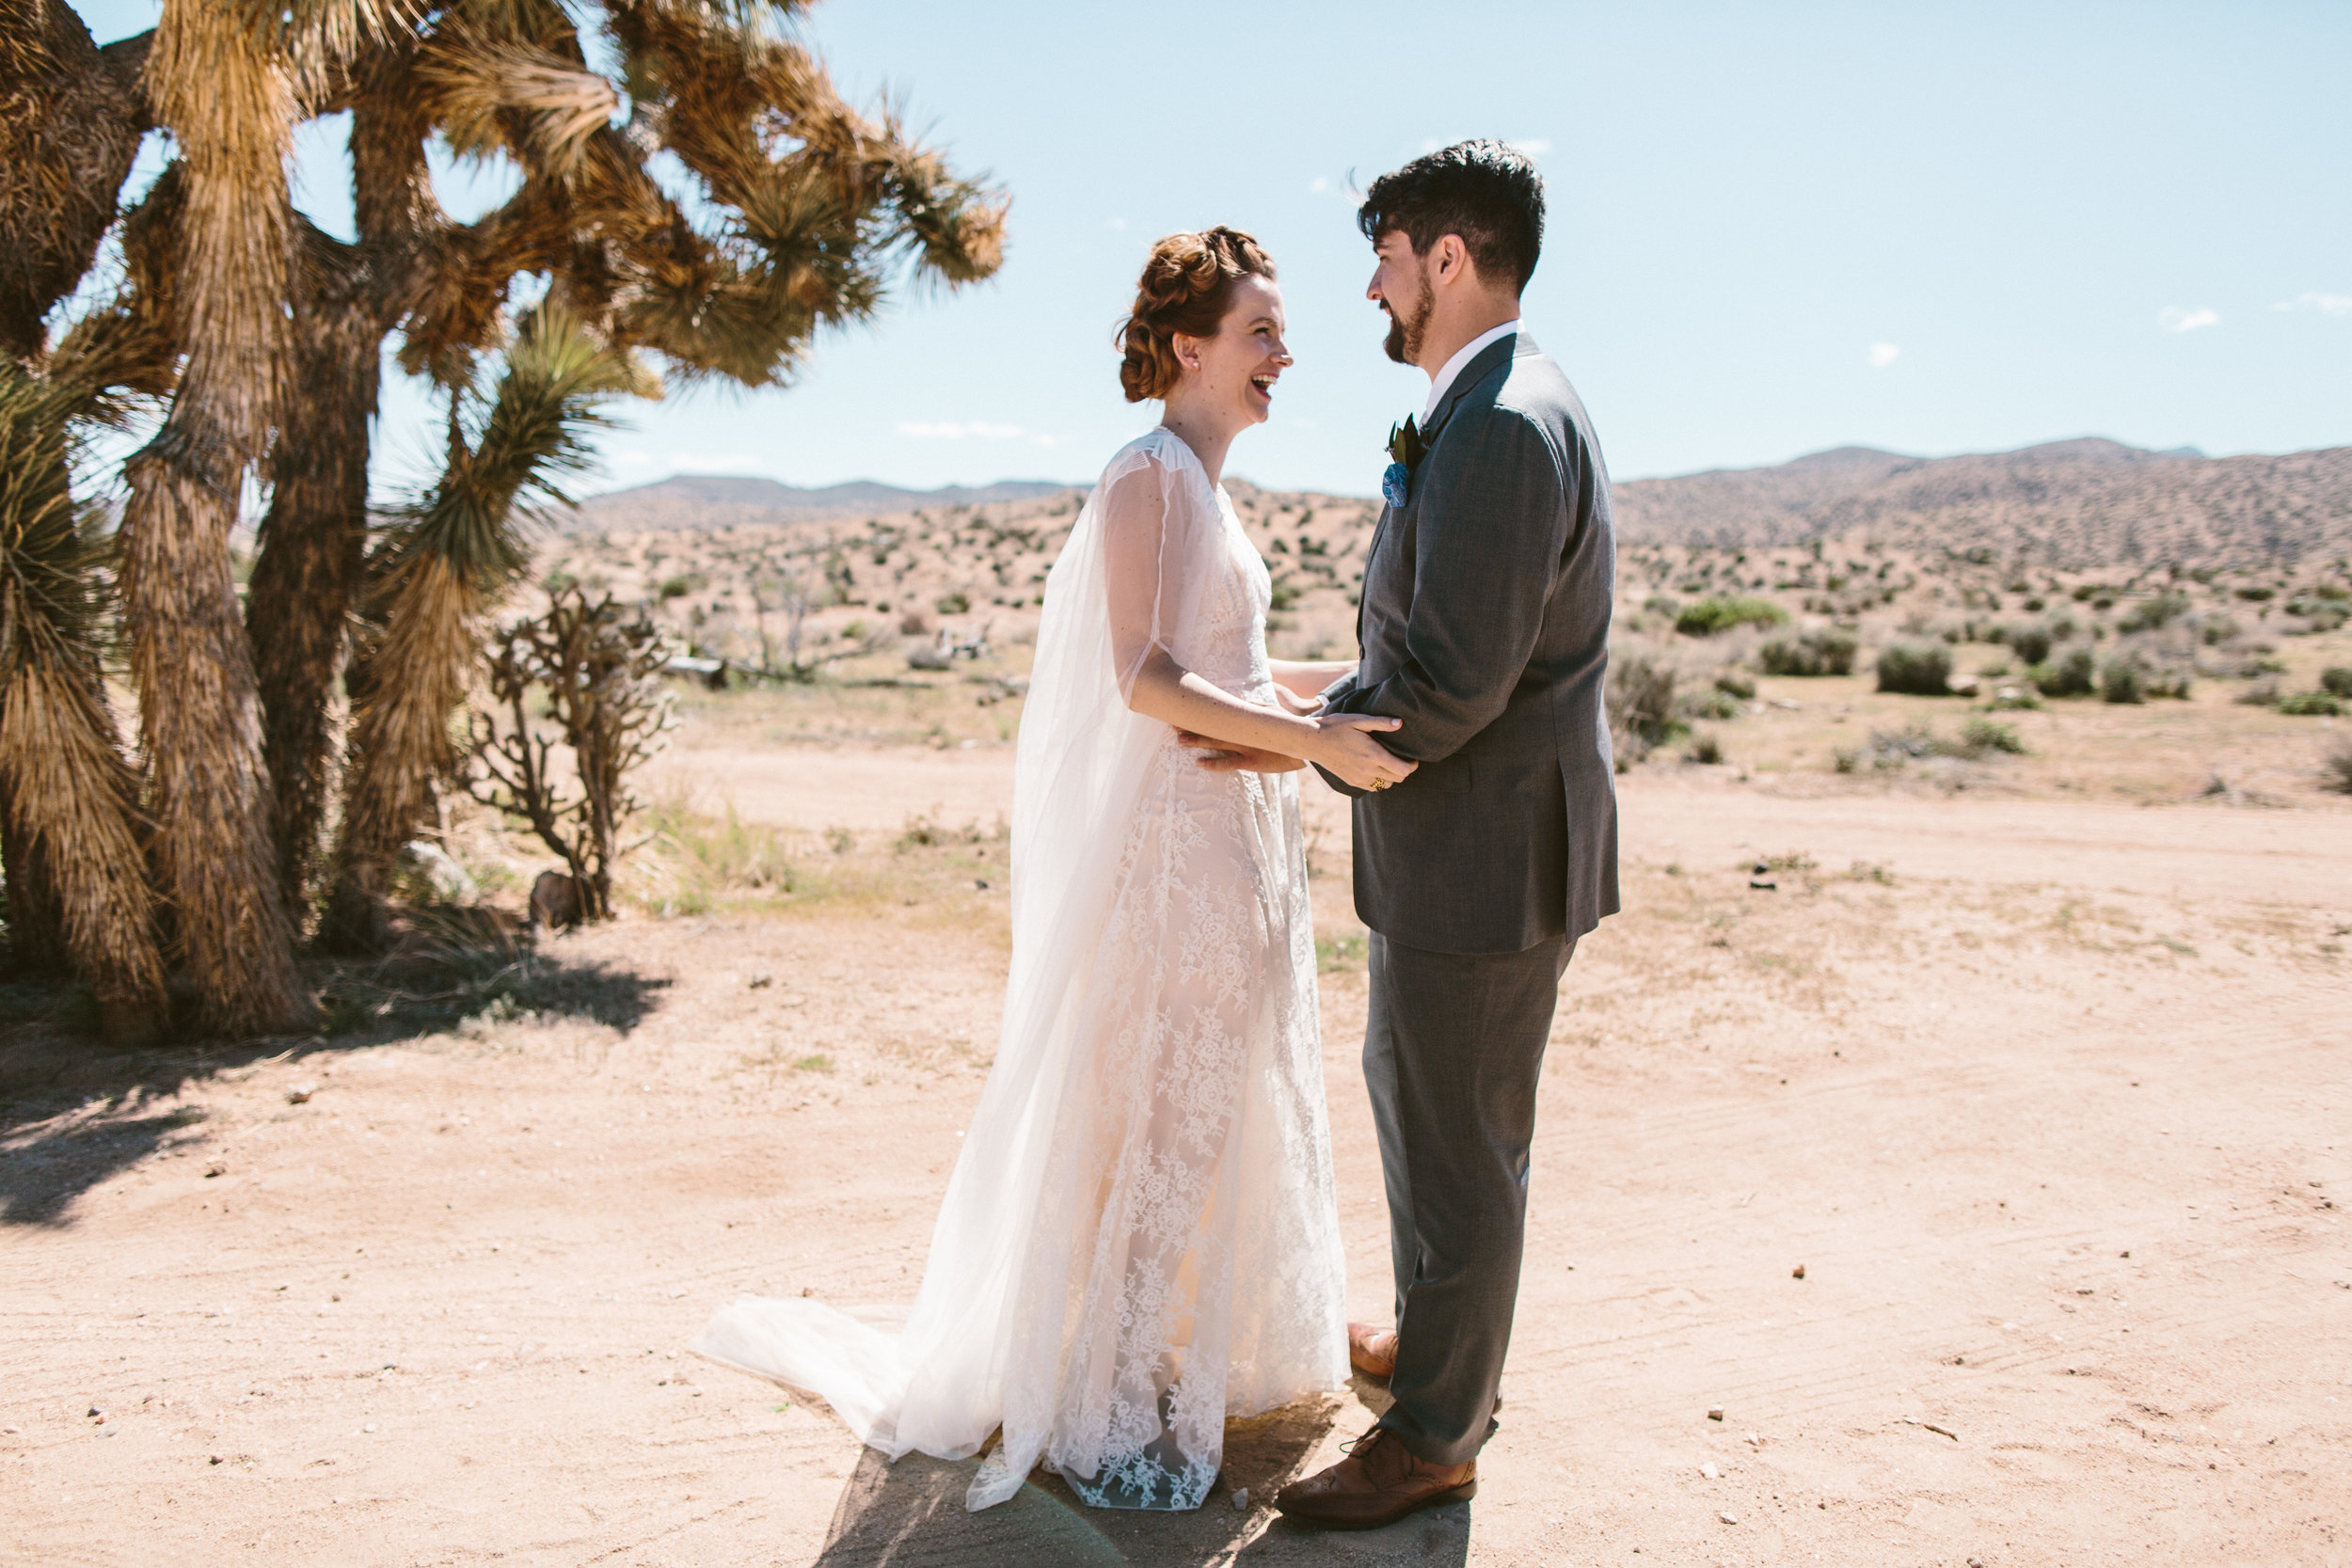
[414,22,620,182]
[115,0,323,1035]
[0,1,153,358]
[325,301,631,949]
[0,359,168,1042]
[246,220,381,921]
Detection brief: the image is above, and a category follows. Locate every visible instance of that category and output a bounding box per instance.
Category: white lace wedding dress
[696,428,1348,1512]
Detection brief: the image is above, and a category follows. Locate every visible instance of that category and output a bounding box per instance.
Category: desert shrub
[1875,641,1951,696]
[2004,623,2054,666]
[1608,652,1684,766]
[2277,690,2344,717]
[652,802,798,913]
[2324,737,2352,795]
[934,591,971,614]
[2118,593,2191,633]
[1982,684,2042,711]
[1643,594,1681,618]
[1832,745,1862,774]
[2234,676,2280,707]
[2287,596,2350,632]
[1757,630,1857,676]
[2323,667,2352,699]
[469,590,677,924]
[1687,731,1725,765]
[1681,687,1743,721]
[2100,657,2146,704]
[2201,613,2241,645]
[2235,585,2276,602]
[1955,717,2026,756]
[1675,595,1788,637]
[2046,610,2078,641]
[1713,669,1756,699]
[2031,647,2097,697]
[1867,723,1939,767]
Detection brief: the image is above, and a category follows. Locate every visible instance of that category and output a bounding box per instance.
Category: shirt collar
[1421,319,1519,422]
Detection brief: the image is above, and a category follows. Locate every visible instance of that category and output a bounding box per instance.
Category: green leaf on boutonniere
[1386,417,1425,470]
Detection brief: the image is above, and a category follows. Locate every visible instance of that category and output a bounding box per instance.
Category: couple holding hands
[702,138,1619,1533]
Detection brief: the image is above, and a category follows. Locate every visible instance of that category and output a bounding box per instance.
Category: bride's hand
[1308,715,1417,793]
[1272,686,1325,717]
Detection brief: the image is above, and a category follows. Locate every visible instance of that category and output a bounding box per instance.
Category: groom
[1196,140,1618,1528]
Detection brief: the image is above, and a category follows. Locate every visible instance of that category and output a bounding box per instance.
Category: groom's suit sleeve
[1327,406,1569,767]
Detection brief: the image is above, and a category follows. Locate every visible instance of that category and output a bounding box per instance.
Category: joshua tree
[3,0,1005,1029]
[293,0,1009,946]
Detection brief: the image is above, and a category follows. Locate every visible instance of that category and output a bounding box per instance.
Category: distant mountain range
[1612,437,2352,566]
[559,475,1077,534]
[561,438,2352,567]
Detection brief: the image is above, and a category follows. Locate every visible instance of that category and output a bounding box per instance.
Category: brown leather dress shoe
[1274,1424,1477,1530]
[1346,1321,1398,1380]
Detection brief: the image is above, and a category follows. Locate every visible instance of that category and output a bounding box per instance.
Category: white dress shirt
[1421,319,1519,422]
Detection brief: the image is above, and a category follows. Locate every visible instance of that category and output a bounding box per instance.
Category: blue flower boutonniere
[1381,417,1426,508]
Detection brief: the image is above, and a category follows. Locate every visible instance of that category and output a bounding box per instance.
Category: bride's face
[1172,276,1291,428]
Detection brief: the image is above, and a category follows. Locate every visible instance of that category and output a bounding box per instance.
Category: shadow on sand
[0,934,667,1226]
[811,1396,1472,1568]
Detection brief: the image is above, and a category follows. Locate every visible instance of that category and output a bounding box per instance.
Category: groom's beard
[1382,288,1433,366]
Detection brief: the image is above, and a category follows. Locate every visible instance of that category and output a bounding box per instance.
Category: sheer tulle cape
[695,431,1314,1508]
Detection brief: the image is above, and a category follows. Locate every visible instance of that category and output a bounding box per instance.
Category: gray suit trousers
[1364,930,1572,1466]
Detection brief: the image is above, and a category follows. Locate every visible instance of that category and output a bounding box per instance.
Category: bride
[696,227,1417,1513]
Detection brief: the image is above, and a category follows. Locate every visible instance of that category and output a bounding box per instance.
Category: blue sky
[68,0,2352,496]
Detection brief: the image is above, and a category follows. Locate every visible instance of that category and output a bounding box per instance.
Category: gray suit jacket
[1318,332,1620,954]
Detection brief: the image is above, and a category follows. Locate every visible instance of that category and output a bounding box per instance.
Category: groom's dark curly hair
[1359,140,1545,293]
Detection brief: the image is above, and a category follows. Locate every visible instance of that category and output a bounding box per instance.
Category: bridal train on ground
[696,428,1347,1512]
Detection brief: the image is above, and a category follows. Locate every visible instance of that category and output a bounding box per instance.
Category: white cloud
[899,420,1025,440]
[1509,138,1552,158]
[1308,176,1331,194]
[1107,216,1127,232]
[613,449,655,467]
[2157,306,2220,333]
[2276,290,2352,316]
[1868,342,1900,368]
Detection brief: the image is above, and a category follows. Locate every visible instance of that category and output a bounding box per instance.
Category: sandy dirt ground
[6,752,2351,1566]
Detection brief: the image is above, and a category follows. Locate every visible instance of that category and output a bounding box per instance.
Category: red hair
[1114,227,1277,403]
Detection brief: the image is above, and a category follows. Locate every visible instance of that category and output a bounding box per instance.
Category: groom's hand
[1174,732,1307,774]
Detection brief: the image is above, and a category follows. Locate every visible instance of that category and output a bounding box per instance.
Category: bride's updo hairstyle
[1116,227,1277,403]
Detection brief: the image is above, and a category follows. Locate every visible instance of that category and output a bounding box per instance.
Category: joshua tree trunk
[246,228,381,923]
[116,0,314,1035]
[0,802,69,975]
[0,4,152,360]
[323,551,476,951]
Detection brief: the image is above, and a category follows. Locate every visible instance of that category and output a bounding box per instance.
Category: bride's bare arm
[1104,464,1411,791]
[1124,649,1410,789]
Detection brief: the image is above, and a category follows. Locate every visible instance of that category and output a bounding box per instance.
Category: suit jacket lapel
[1357,332,1521,653]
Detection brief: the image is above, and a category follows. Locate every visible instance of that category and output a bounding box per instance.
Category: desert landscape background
[6,435,2351,1565]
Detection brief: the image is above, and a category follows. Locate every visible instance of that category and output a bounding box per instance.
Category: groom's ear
[1427,233,1475,290]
